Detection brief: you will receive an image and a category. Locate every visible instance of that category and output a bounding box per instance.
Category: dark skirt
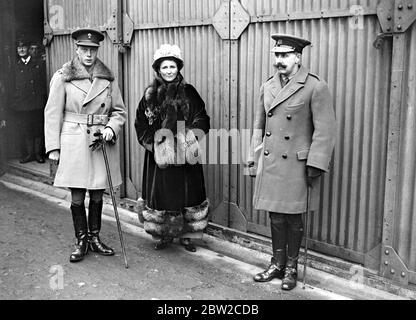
[142,150,207,211]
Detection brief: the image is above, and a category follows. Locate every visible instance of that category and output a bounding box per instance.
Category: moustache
[274,63,287,69]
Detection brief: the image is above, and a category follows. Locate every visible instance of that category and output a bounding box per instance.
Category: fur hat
[152,44,184,71]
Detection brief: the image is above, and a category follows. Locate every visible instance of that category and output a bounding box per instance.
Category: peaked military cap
[71,28,105,47]
[271,34,311,54]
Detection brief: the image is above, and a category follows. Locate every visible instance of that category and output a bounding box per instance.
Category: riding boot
[282,214,303,290]
[88,200,114,256]
[282,256,299,291]
[69,203,89,262]
[253,213,286,282]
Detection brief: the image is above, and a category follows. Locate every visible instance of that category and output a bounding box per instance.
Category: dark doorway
[0,0,48,176]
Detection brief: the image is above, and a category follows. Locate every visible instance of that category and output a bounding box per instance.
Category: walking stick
[303,185,311,289]
[90,131,129,269]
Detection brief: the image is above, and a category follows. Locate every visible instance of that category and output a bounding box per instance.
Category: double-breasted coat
[44,58,126,189]
[13,56,47,112]
[248,66,337,214]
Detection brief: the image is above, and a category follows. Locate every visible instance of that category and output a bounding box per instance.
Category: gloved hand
[101,127,114,142]
[306,166,323,187]
[246,161,257,178]
[48,150,60,162]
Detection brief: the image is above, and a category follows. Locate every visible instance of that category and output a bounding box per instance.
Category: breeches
[70,188,104,206]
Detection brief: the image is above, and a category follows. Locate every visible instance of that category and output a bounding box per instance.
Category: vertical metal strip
[380,33,407,280]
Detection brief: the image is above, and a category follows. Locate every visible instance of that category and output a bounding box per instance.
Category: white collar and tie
[21,56,31,65]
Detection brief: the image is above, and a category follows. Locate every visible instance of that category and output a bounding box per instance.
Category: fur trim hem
[61,57,114,82]
[140,199,210,237]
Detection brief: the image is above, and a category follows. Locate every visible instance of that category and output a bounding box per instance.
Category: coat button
[101,103,105,108]
[285,136,290,140]
[266,132,271,137]
[264,150,270,156]
[87,129,91,134]
[282,153,288,159]
[268,112,273,118]
[287,115,292,120]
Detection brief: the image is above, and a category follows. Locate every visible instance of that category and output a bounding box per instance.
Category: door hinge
[106,9,134,51]
[213,0,250,40]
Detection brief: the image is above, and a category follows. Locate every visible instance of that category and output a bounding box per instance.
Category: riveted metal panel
[235,0,391,267]
[392,22,416,280]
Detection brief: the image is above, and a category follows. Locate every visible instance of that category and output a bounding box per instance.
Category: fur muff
[154,134,176,169]
[154,128,202,168]
[60,57,115,82]
[141,199,210,238]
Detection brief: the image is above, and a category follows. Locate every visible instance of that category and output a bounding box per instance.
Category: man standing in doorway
[13,37,47,164]
[247,34,337,290]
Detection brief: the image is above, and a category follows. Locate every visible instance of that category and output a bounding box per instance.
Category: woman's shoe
[180,238,196,252]
[154,237,173,250]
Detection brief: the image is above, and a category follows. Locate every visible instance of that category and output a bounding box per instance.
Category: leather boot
[282,256,298,290]
[281,214,303,290]
[253,249,286,282]
[253,212,287,282]
[88,200,114,256]
[70,204,89,262]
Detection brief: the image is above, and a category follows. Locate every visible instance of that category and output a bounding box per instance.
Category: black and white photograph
[0,0,415,308]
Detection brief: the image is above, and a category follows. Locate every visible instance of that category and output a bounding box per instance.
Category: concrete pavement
[0,172,411,300]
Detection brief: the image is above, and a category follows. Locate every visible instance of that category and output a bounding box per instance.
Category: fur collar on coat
[61,57,115,82]
[144,73,190,128]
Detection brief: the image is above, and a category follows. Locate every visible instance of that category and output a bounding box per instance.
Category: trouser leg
[270,212,287,266]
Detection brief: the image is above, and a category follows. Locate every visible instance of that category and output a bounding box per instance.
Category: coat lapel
[71,79,91,95]
[268,66,309,112]
[83,78,110,106]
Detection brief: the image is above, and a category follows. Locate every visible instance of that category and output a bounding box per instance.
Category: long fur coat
[135,73,211,238]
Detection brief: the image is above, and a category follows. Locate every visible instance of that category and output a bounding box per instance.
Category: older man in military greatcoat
[247,34,337,290]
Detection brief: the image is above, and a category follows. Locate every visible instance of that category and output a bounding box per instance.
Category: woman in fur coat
[135,44,210,252]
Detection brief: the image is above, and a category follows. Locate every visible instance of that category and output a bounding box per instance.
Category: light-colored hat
[152,44,184,70]
[271,34,311,54]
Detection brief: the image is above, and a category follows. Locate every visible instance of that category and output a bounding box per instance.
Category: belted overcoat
[44,57,126,189]
[248,66,337,214]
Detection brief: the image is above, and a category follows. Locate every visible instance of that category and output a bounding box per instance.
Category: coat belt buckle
[87,114,94,126]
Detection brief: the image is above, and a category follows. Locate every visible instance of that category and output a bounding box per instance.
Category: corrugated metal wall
[235,0,391,265]
[394,21,416,277]
[124,0,229,217]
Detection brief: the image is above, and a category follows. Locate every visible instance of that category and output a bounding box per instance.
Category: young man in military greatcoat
[247,34,337,290]
[44,28,126,263]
